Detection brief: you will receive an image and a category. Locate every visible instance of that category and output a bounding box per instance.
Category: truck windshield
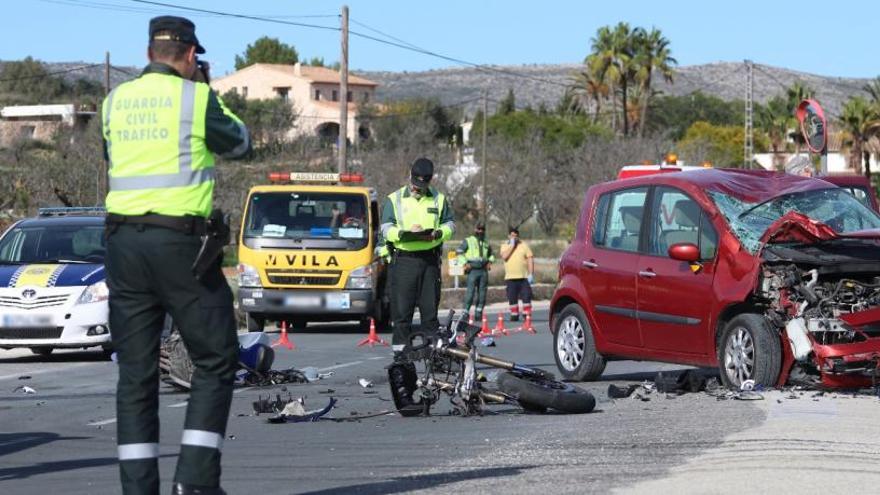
[242,191,370,250]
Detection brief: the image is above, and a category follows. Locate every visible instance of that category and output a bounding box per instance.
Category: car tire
[553,304,606,381]
[30,347,53,356]
[101,344,114,360]
[246,313,265,333]
[290,317,308,330]
[717,313,781,390]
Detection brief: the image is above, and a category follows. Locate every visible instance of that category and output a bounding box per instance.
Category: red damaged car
[551,169,880,389]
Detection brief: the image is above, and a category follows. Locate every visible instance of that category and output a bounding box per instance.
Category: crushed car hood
[759,211,880,245]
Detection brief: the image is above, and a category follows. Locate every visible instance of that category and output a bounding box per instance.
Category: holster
[191,208,230,282]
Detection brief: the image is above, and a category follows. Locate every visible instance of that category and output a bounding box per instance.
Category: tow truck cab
[236,172,389,332]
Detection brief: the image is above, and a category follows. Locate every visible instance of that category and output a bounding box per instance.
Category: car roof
[14,215,105,228]
[817,174,871,187]
[609,168,833,203]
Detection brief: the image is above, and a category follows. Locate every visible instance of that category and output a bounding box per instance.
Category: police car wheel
[30,347,54,356]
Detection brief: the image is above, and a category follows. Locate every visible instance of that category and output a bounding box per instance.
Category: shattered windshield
[242,191,370,250]
[708,188,880,253]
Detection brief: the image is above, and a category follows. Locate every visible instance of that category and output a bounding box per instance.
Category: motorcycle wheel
[497,372,595,414]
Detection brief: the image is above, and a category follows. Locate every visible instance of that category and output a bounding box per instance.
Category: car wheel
[101,344,114,360]
[246,313,265,333]
[30,347,53,356]
[290,317,308,330]
[553,304,606,381]
[717,313,781,390]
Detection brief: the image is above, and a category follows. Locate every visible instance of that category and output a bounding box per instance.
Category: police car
[0,207,111,356]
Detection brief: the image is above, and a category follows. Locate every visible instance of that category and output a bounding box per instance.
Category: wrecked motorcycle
[389,310,596,416]
[159,330,276,390]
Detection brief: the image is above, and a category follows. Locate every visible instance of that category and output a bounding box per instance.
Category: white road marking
[233,387,253,395]
[0,362,93,382]
[318,359,371,372]
[87,418,117,426]
[168,401,188,408]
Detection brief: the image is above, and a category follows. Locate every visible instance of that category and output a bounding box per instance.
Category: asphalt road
[1,307,877,494]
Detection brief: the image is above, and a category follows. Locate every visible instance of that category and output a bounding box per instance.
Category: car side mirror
[668,242,700,262]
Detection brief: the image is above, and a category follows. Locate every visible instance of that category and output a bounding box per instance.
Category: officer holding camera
[102,16,250,495]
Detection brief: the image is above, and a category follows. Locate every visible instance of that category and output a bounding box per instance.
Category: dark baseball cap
[410,157,434,188]
[149,15,205,54]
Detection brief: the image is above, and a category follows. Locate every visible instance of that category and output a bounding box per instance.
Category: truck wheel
[717,313,781,390]
[246,314,265,332]
[553,304,605,381]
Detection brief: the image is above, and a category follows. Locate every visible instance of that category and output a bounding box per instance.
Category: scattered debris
[13,385,36,394]
[253,394,296,414]
[268,397,337,424]
[608,384,640,399]
[480,337,496,347]
[241,368,308,387]
[301,366,334,382]
[36,400,47,406]
[18,375,31,380]
[358,378,373,388]
[227,435,236,440]
[655,370,707,394]
[319,388,336,394]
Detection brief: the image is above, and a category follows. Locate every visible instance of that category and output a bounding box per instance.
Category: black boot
[387,360,422,417]
[171,482,226,495]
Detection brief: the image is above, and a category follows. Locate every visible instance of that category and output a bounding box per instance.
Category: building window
[274,87,291,102]
[19,125,36,139]
[314,89,321,100]
[331,90,338,102]
[363,92,370,103]
[242,86,248,98]
[346,91,352,102]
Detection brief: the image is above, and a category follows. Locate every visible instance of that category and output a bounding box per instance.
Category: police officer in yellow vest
[456,223,495,321]
[102,16,250,495]
[381,158,455,414]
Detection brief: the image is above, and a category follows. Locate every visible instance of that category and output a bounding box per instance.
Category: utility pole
[99,51,111,203]
[744,59,754,169]
[338,5,349,175]
[481,91,488,224]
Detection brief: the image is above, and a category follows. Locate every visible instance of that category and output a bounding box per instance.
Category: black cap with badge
[149,15,206,54]
[410,157,434,188]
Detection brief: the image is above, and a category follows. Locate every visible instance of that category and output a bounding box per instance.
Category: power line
[37,0,337,19]
[128,0,340,32]
[0,63,102,83]
[121,1,571,89]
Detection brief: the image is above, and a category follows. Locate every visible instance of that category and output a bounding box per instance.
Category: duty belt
[395,248,441,259]
[106,213,206,235]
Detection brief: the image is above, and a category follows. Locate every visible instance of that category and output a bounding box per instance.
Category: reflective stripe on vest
[103,73,215,216]
[465,236,486,262]
[107,80,211,190]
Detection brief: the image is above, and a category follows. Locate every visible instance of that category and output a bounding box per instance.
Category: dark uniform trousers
[390,251,441,348]
[106,224,238,493]
[464,268,489,319]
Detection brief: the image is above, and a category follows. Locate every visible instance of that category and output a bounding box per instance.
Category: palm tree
[839,96,880,177]
[862,76,880,103]
[588,23,638,136]
[570,65,609,122]
[633,27,676,136]
[756,96,792,169]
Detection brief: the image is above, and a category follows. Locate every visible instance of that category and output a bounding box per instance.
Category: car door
[637,186,718,354]
[580,186,647,348]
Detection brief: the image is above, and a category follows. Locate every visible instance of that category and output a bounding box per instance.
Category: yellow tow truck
[236,172,389,332]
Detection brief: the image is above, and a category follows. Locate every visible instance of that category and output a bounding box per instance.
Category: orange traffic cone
[479,314,491,337]
[357,318,389,347]
[272,320,295,350]
[520,312,536,334]
[492,313,508,336]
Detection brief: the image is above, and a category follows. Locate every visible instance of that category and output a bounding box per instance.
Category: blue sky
[2,0,878,78]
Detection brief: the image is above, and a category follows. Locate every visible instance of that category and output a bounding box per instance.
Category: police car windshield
[0,225,106,264]
[243,192,369,250]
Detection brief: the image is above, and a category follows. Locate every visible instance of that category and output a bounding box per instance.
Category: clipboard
[398,229,435,242]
